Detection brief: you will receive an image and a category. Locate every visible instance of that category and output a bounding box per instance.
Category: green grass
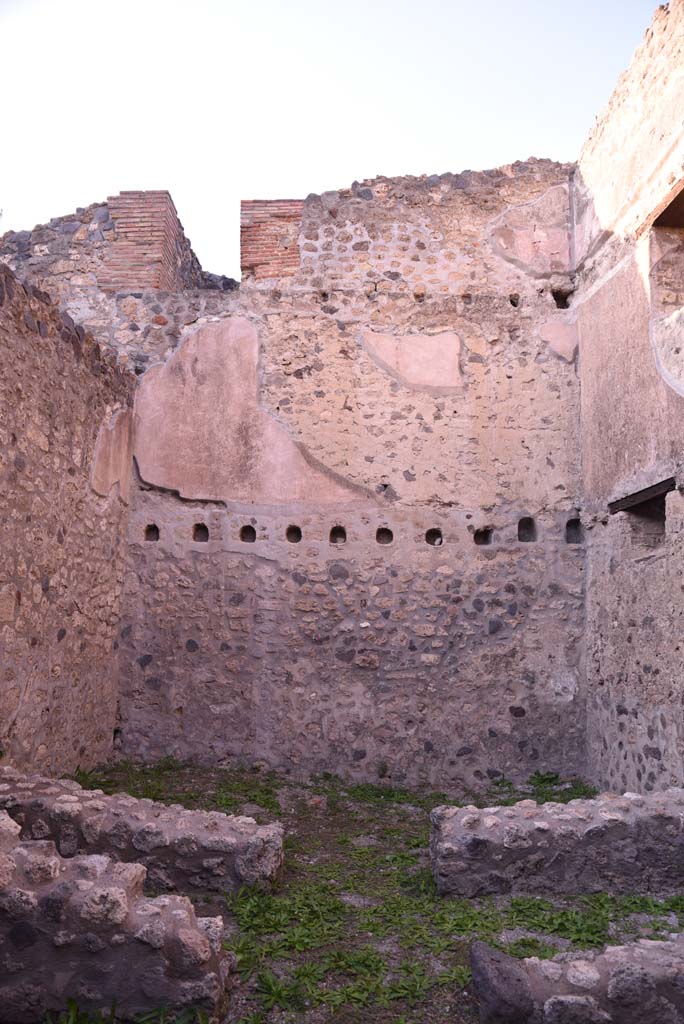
[482,771,598,808]
[44,1000,208,1024]
[73,760,281,816]
[67,761,684,1023]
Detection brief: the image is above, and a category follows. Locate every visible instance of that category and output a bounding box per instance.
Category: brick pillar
[98,191,185,292]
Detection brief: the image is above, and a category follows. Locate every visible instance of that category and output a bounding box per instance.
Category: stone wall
[4,2,684,796]
[585,490,684,792]
[113,158,586,788]
[117,486,585,788]
[0,265,135,773]
[574,0,684,792]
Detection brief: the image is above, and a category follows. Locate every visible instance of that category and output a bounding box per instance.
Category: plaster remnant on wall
[134,317,364,506]
[360,329,463,392]
[0,586,16,623]
[652,307,684,395]
[488,185,572,278]
[539,320,579,362]
[90,407,133,504]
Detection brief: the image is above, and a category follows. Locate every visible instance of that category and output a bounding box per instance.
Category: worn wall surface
[585,492,684,792]
[0,265,134,773]
[575,0,684,791]
[118,491,584,788]
[113,160,586,788]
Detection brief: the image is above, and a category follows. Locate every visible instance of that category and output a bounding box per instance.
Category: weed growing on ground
[482,771,598,808]
[44,1001,208,1024]
[71,762,683,1023]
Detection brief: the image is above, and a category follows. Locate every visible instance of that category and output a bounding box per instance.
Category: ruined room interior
[1,2,684,1022]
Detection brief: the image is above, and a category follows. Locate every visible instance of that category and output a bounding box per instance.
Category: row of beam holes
[144,517,584,545]
[476,518,583,544]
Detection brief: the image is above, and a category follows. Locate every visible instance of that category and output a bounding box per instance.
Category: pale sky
[0,0,658,277]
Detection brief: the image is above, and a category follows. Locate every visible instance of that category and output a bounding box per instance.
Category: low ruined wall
[0,266,134,773]
[470,937,684,1024]
[0,812,232,1023]
[430,788,684,897]
[0,768,283,893]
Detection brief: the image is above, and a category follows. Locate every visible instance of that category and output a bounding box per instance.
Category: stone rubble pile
[470,936,684,1023]
[430,788,684,897]
[0,810,234,1023]
[0,768,283,894]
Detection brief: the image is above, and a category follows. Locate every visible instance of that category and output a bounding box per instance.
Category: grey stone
[431,789,684,896]
[470,938,684,1024]
[470,941,534,1023]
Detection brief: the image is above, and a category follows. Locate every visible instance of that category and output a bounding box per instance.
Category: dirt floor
[73,762,684,1024]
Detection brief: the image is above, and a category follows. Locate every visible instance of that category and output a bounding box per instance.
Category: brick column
[98,191,185,292]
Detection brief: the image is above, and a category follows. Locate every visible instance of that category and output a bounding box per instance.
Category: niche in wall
[240,525,256,543]
[425,528,443,546]
[565,518,583,544]
[474,527,493,546]
[376,527,394,545]
[609,478,674,549]
[625,496,667,547]
[330,525,347,544]
[144,524,160,542]
[193,523,209,542]
[654,187,684,228]
[518,517,537,542]
[286,525,302,543]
